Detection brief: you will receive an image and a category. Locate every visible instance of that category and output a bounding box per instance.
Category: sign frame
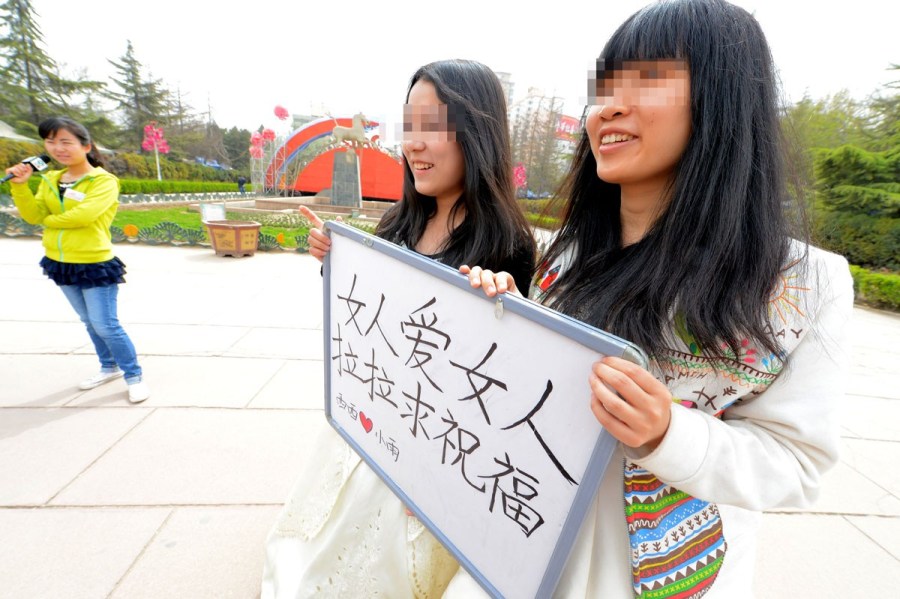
[322,221,648,598]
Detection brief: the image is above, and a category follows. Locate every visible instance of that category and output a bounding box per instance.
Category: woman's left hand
[459,264,516,297]
[589,356,672,451]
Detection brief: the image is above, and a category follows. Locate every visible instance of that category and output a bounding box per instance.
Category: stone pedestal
[330,149,362,208]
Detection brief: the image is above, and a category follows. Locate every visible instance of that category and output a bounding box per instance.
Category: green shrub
[517,198,565,230]
[849,265,900,311]
[0,139,44,176]
[525,212,561,230]
[814,210,900,270]
[0,138,45,198]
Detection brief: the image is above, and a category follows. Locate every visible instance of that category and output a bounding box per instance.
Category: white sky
[31,0,898,139]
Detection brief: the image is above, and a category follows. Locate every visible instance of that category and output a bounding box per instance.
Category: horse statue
[331,113,369,148]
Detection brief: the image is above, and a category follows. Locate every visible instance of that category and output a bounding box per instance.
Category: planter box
[205,220,261,257]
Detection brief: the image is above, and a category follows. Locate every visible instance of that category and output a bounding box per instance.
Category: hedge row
[0,138,243,186]
[2,176,243,197]
[118,180,244,194]
[849,265,900,311]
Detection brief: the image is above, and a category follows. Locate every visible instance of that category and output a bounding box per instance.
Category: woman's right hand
[4,164,32,184]
[459,265,517,297]
[299,205,335,263]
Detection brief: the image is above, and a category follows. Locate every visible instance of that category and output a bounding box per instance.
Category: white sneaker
[127,381,151,403]
[79,369,124,390]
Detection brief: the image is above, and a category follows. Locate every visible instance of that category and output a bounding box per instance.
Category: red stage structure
[264,116,403,201]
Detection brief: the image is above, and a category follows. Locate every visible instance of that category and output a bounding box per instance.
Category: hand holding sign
[589,355,673,452]
[325,221,649,598]
[298,205,341,262]
[459,265,518,298]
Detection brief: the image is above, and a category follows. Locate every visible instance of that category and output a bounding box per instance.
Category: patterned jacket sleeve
[626,248,854,510]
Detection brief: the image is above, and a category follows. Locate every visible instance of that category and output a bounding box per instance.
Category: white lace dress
[261,425,460,598]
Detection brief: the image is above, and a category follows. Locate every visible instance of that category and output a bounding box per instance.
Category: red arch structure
[296,148,403,201]
[264,116,403,201]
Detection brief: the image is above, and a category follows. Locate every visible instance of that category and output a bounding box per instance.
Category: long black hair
[38,117,105,168]
[542,0,802,360]
[376,59,535,289]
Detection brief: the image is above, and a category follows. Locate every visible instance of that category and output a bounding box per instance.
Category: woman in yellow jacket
[6,117,150,403]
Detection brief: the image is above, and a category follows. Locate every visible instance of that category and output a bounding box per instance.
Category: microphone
[1,155,52,184]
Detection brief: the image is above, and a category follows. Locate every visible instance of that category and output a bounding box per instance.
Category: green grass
[114,207,203,230]
[113,207,312,248]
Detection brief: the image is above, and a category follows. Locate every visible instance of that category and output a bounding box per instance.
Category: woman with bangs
[262,59,536,598]
[6,117,150,403]
[301,60,535,292]
[454,0,853,596]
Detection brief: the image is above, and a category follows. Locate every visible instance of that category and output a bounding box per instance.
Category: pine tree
[222,126,251,171]
[0,0,102,130]
[105,40,171,148]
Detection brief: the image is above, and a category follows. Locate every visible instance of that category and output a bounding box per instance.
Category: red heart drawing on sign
[359,412,373,433]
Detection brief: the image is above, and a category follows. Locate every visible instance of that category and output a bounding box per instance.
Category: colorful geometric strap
[625,461,726,598]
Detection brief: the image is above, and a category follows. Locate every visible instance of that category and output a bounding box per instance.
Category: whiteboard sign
[200,202,226,222]
[322,222,647,598]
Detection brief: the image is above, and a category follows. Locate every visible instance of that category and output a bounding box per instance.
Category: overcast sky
[31,0,898,139]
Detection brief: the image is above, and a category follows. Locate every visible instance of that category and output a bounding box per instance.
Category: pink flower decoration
[261,128,276,142]
[250,132,264,146]
[142,121,169,153]
[274,105,289,120]
[249,145,264,159]
[513,163,527,188]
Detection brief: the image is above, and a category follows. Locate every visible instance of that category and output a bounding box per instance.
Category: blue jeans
[59,284,143,383]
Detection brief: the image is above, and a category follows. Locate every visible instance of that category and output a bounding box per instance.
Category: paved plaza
[0,236,897,598]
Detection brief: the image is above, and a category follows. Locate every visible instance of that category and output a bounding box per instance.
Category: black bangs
[592,1,690,100]
[599,1,687,66]
[39,116,91,146]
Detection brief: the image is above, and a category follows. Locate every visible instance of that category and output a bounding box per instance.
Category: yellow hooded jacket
[11,167,119,264]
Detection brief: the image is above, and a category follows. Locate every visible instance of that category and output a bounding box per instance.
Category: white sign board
[323,222,647,598]
[200,202,226,223]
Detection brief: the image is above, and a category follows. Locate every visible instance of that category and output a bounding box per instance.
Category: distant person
[262,59,537,598]
[237,175,247,194]
[453,0,853,596]
[6,117,150,403]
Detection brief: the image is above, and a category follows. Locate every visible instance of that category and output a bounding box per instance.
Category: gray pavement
[0,236,897,598]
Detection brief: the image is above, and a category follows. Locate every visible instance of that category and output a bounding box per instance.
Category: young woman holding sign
[6,117,150,403]
[456,0,853,596]
[262,59,535,598]
[300,62,535,291]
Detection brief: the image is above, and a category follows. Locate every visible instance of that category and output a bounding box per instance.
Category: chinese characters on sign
[324,223,628,598]
[332,271,578,538]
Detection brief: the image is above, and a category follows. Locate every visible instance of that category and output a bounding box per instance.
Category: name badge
[64,188,85,201]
